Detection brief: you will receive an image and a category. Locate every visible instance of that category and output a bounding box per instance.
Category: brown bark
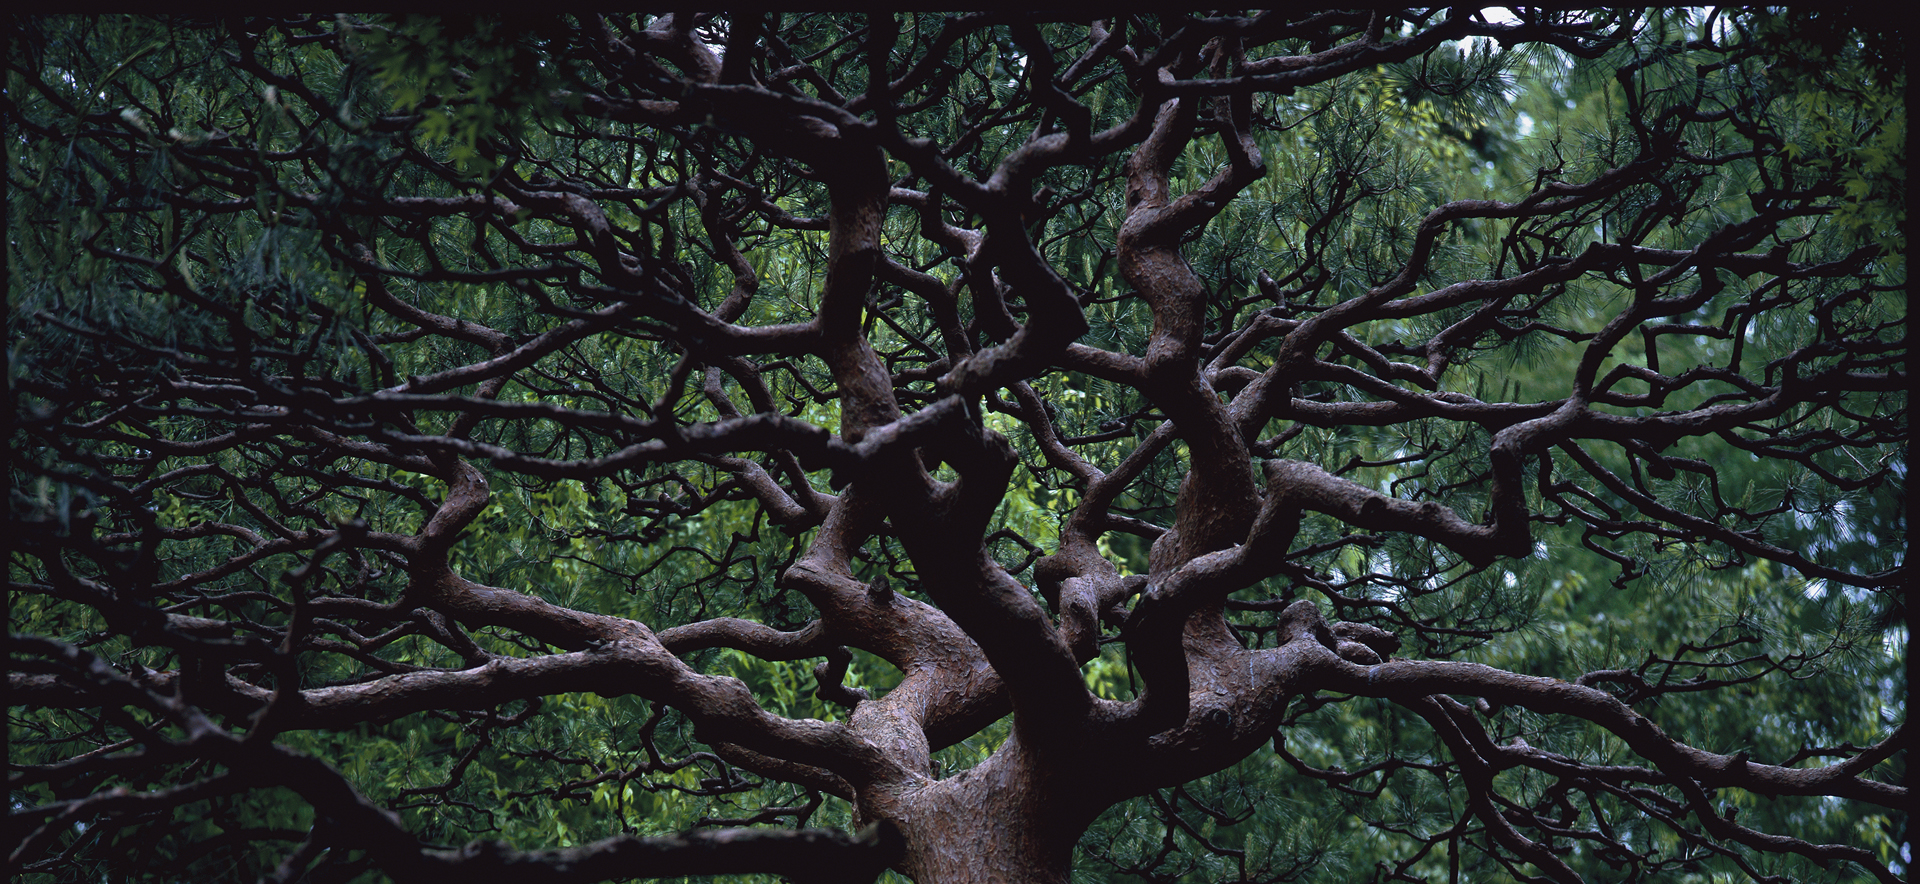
[9,12,1904,884]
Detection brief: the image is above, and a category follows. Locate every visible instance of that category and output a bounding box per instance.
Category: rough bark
[8,11,1904,884]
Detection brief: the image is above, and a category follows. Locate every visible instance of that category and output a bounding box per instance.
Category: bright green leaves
[1769,83,1906,257]
[1740,10,1908,260]
[1080,646,1134,701]
[359,15,574,176]
[8,13,1904,883]
[1377,38,1521,173]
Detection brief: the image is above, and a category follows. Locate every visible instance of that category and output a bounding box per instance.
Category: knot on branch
[1574,668,1650,702]
[1275,602,1400,664]
[813,646,870,709]
[1274,599,1334,649]
[1331,621,1402,662]
[866,573,894,604]
[455,839,513,861]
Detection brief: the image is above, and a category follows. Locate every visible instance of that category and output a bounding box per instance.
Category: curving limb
[9,11,1903,884]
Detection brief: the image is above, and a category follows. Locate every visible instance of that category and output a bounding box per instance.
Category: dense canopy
[7,11,1907,884]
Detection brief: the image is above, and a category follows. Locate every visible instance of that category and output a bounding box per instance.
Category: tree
[7,11,1906,884]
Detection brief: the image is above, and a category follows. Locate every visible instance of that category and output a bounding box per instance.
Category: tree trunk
[867,731,1088,884]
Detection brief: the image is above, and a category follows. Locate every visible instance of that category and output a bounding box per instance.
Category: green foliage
[8,11,1903,884]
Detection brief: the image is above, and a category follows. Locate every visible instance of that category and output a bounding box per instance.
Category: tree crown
[8,11,1906,884]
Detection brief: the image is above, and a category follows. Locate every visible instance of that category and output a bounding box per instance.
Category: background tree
[7,11,1905,884]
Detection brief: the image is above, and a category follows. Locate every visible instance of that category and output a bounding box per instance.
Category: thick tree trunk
[866,732,1087,884]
